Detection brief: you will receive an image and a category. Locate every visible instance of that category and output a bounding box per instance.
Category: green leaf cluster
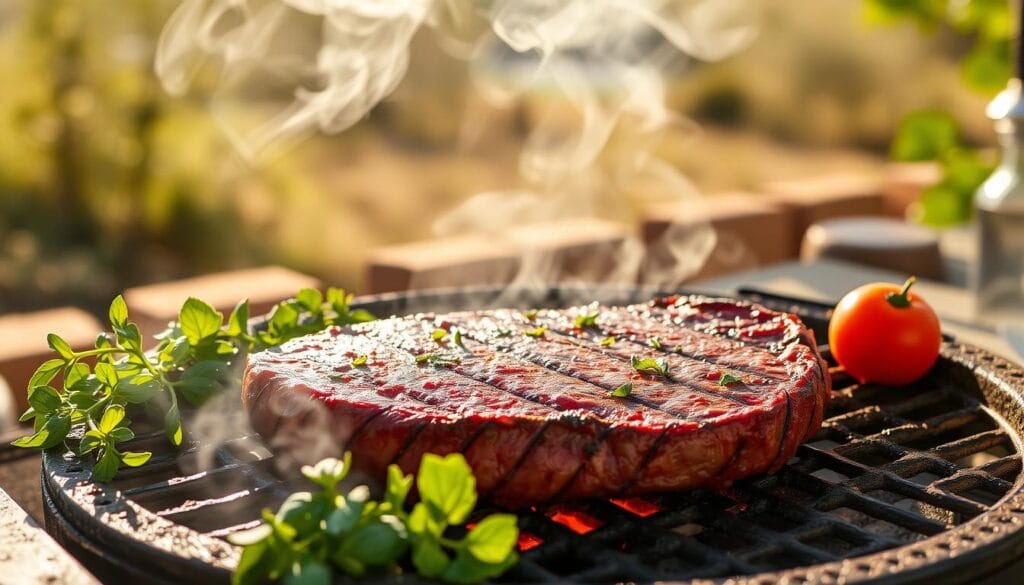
[630,355,671,378]
[231,453,518,585]
[13,288,373,483]
[574,311,599,329]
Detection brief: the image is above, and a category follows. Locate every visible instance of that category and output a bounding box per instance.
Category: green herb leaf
[610,382,633,397]
[11,415,70,449]
[417,453,477,525]
[228,299,250,337]
[295,288,323,313]
[649,337,662,350]
[524,309,538,321]
[452,328,463,346]
[601,336,615,346]
[28,359,65,389]
[575,311,599,329]
[523,327,545,338]
[351,355,368,367]
[91,447,121,482]
[412,538,450,579]
[179,297,223,345]
[27,385,62,414]
[719,373,744,387]
[47,333,74,360]
[99,405,126,433]
[415,354,460,367]
[121,451,152,467]
[286,558,330,585]
[464,514,519,563]
[432,328,448,342]
[109,295,129,328]
[164,403,183,446]
[630,355,670,378]
[385,464,413,511]
[301,453,351,490]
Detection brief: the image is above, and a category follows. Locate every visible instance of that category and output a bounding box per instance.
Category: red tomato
[828,277,941,386]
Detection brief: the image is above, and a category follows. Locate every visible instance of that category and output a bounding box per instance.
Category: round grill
[40,287,1024,584]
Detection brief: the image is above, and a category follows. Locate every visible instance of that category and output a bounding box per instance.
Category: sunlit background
[0,0,1008,313]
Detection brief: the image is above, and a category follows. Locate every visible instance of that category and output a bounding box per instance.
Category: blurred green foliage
[866,0,1008,226]
[0,0,316,312]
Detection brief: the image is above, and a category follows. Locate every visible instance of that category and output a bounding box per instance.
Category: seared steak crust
[243,296,830,507]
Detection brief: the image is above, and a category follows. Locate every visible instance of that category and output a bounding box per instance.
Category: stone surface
[124,266,322,339]
[0,308,102,413]
[366,219,630,293]
[764,174,886,254]
[801,216,944,281]
[642,192,798,281]
[0,486,100,585]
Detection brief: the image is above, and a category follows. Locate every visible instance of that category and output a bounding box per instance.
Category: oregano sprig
[13,287,374,482]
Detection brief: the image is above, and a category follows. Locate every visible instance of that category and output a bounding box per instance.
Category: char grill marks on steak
[242,296,830,507]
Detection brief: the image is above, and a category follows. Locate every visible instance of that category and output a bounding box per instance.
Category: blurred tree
[866,0,1011,226]
[0,1,316,312]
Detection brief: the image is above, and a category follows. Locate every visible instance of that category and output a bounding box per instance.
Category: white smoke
[157,0,760,287]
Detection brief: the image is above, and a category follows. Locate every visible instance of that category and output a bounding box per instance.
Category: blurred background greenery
[0,0,1012,313]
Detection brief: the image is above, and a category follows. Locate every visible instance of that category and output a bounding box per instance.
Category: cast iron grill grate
[40,287,1024,584]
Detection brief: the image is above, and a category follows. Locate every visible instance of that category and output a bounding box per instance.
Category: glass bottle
[975,79,1024,323]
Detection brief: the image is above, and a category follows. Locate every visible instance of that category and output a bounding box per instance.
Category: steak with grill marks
[242,295,830,507]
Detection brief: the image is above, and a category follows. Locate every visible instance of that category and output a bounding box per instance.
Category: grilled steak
[243,296,830,507]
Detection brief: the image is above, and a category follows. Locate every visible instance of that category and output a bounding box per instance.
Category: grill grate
[40,288,1024,584]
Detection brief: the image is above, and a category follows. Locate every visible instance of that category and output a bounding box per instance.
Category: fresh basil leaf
[47,333,74,360]
[108,427,135,443]
[630,355,670,377]
[114,323,143,351]
[178,360,228,405]
[92,447,121,482]
[179,297,223,345]
[341,517,407,566]
[295,289,323,313]
[164,402,183,446]
[523,309,538,321]
[29,359,65,389]
[159,336,190,365]
[523,327,545,338]
[94,362,119,388]
[12,414,70,449]
[231,535,274,585]
[79,430,104,455]
[27,385,62,414]
[417,453,476,525]
[325,497,364,536]
[575,311,599,328]
[115,375,161,404]
[276,492,325,537]
[350,355,367,367]
[120,451,152,467]
[411,537,450,579]
[610,382,633,397]
[719,373,743,387]
[300,453,350,489]
[346,308,375,324]
[432,329,448,342]
[18,407,36,423]
[648,336,662,350]
[67,390,100,409]
[109,295,129,328]
[385,464,413,511]
[64,362,90,389]
[284,558,330,585]
[268,302,300,336]
[601,336,616,346]
[464,514,519,564]
[228,299,250,337]
[443,547,518,585]
[99,405,126,433]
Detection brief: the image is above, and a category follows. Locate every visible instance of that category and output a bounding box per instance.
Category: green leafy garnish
[12,288,374,482]
[524,309,538,321]
[351,355,368,367]
[452,328,463,347]
[630,355,670,378]
[523,327,546,338]
[415,354,461,367]
[230,453,518,585]
[719,373,743,387]
[432,329,449,342]
[610,382,633,397]
[494,328,513,338]
[574,311,599,329]
[600,336,616,346]
[648,337,662,350]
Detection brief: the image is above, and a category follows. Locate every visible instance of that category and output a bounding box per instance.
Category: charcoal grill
[40,286,1024,584]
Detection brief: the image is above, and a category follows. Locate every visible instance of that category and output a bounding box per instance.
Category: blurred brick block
[764,174,885,254]
[884,162,941,218]
[367,235,520,293]
[0,308,102,413]
[366,219,630,293]
[642,193,797,281]
[125,266,321,339]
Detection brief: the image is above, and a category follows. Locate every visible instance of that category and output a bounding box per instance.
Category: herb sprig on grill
[12,288,373,481]
[230,453,518,585]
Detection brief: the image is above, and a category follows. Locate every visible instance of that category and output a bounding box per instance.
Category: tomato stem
[885,276,917,308]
